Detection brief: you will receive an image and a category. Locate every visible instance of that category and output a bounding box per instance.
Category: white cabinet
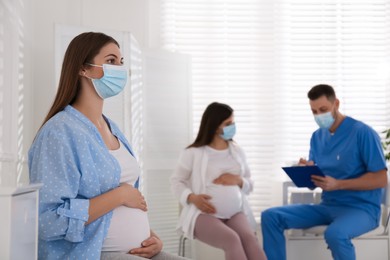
[0,184,41,260]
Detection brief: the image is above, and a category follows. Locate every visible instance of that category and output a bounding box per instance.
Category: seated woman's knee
[221,231,242,249]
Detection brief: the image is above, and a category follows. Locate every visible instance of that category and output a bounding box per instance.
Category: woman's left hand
[213,173,243,188]
[128,234,162,258]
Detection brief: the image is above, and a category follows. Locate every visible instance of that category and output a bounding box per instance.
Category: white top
[101,141,150,252]
[171,141,257,239]
[205,146,242,219]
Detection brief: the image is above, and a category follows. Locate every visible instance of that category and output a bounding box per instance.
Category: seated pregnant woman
[28,31,186,260]
[171,102,267,260]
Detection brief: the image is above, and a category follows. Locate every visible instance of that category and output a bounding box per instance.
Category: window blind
[161,1,390,227]
[127,35,145,190]
[276,0,390,168]
[0,0,29,186]
[161,0,277,223]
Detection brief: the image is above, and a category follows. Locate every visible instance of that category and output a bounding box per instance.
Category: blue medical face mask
[86,63,128,99]
[220,123,236,140]
[314,111,335,129]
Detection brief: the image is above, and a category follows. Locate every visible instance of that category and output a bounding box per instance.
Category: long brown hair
[188,102,233,148]
[40,32,119,128]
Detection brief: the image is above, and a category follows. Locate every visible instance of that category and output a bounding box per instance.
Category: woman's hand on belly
[187,193,216,214]
[119,183,148,211]
[129,232,162,258]
[213,173,243,188]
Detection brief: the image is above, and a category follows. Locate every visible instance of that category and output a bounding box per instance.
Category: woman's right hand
[119,183,148,211]
[187,193,216,214]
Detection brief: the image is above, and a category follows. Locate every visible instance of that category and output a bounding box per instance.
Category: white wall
[31,0,149,133]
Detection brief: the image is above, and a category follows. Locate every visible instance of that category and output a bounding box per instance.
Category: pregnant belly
[102,206,150,252]
[207,184,242,219]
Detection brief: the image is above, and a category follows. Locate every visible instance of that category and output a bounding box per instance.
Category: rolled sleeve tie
[57,199,89,242]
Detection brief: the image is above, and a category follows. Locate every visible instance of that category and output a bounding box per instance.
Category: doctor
[261,84,387,260]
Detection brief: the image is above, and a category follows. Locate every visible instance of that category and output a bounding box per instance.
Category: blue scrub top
[309,116,387,221]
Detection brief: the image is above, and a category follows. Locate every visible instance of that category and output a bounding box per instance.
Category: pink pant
[194,212,267,260]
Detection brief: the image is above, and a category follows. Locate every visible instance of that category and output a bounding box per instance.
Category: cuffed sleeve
[179,188,193,206]
[57,198,89,242]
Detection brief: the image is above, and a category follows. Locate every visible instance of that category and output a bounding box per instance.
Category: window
[161,0,390,223]
[0,0,31,186]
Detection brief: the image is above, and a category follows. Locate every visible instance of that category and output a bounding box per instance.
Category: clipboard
[282,165,325,189]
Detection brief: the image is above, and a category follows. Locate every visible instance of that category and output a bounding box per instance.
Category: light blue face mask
[220,123,236,140]
[314,112,335,129]
[86,63,128,99]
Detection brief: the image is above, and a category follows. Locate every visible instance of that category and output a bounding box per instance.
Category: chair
[178,234,187,257]
[178,233,225,259]
[284,180,390,260]
[177,204,224,259]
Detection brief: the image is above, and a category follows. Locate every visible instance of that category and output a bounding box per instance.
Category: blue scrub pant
[261,204,378,260]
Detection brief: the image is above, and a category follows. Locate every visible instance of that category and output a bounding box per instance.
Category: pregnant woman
[28,31,186,260]
[171,102,267,260]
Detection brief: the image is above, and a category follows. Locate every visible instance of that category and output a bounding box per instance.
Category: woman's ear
[79,68,86,77]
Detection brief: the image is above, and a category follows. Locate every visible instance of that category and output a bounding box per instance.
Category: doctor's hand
[129,232,162,258]
[213,173,243,188]
[298,158,315,166]
[311,175,339,191]
[187,193,216,214]
[119,183,148,211]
